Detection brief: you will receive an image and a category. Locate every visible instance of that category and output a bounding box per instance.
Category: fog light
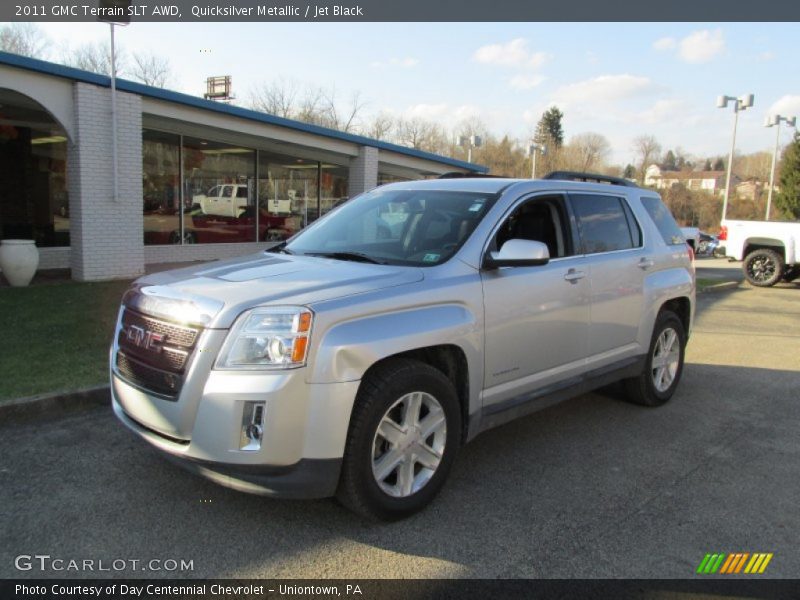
[240,401,265,451]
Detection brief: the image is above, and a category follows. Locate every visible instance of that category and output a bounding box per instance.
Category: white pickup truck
[719,219,800,286]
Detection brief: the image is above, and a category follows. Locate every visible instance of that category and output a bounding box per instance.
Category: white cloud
[768,95,800,118]
[404,103,450,120]
[759,51,775,62]
[473,38,552,68]
[678,29,725,63]
[370,57,419,69]
[635,99,699,126]
[509,74,547,90]
[552,74,662,107]
[653,37,676,51]
[653,29,725,64]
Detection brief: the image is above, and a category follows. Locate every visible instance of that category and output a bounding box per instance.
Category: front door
[481,194,590,409]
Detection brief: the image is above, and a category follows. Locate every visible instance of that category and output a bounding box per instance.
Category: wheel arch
[743,238,786,261]
[358,345,471,444]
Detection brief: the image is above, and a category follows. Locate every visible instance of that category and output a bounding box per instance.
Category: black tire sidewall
[340,360,461,520]
[744,249,783,287]
[644,312,686,404]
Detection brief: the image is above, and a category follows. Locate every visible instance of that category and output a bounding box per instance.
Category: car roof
[376,177,654,197]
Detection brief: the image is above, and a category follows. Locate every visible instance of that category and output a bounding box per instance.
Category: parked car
[718,219,800,286]
[111,172,695,520]
[193,184,251,218]
[189,207,295,243]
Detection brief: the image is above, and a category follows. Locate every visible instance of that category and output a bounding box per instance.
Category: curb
[0,384,110,423]
[698,281,740,294]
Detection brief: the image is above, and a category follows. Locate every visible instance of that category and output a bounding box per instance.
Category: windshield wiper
[305,251,387,265]
[267,242,294,255]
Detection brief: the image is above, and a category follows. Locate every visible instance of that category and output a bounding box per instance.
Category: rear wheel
[337,358,461,520]
[625,310,686,407]
[743,248,784,287]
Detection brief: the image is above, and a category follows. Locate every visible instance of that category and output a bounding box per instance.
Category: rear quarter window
[640,197,684,245]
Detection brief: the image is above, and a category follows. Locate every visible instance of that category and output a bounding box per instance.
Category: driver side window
[495,195,573,259]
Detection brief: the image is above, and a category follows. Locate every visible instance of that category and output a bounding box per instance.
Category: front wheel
[337,358,461,520]
[743,248,784,287]
[624,310,686,407]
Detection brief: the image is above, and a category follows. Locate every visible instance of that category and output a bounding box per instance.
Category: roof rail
[437,171,502,179]
[542,171,639,188]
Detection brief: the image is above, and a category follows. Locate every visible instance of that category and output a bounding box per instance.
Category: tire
[743,248,784,287]
[624,311,686,407]
[782,266,800,283]
[336,358,461,521]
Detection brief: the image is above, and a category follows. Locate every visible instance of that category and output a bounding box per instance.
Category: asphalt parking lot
[1,269,798,579]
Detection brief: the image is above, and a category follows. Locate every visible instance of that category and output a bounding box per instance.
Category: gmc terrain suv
[111,173,695,520]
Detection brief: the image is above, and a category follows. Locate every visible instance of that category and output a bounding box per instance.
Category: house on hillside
[650,170,738,195]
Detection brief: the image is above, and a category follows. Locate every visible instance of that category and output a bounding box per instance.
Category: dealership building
[0,51,485,281]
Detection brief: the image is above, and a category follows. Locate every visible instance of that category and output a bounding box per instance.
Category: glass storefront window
[142,129,181,245]
[378,172,412,186]
[319,164,349,219]
[183,136,256,244]
[0,89,69,247]
[257,153,317,241]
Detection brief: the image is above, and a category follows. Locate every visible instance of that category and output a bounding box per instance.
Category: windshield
[283,188,497,266]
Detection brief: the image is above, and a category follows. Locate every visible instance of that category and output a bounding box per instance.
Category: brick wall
[347,146,379,198]
[69,83,144,281]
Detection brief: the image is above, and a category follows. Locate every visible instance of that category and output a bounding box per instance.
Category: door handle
[564,269,586,283]
[638,257,655,270]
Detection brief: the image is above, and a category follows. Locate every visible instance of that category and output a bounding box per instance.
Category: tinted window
[641,197,684,245]
[494,195,573,258]
[570,194,634,254]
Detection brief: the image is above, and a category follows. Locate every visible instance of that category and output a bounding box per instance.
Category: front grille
[115,308,202,398]
[116,351,183,397]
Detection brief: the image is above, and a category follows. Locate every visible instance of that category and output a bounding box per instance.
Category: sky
[28,21,800,166]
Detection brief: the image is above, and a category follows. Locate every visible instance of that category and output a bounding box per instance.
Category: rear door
[568,193,648,364]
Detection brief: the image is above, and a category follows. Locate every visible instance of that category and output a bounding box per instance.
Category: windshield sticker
[423,253,440,262]
[469,202,484,212]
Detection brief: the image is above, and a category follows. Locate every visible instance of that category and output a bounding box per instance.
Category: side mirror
[482,239,550,269]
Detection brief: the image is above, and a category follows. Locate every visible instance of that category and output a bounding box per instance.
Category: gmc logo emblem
[125,325,165,353]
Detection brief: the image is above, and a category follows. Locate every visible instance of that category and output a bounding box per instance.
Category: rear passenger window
[641,197,684,245]
[570,194,636,254]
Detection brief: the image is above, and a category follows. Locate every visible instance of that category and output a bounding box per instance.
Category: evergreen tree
[623,164,636,179]
[713,157,725,171]
[663,150,677,171]
[703,159,712,171]
[775,132,800,219]
[534,107,564,149]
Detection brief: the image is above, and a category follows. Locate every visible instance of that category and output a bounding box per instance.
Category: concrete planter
[0,239,40,287]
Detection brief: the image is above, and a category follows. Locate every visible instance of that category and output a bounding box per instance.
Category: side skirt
[471,355,646,438]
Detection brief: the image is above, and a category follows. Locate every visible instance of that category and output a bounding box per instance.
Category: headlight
[215,306,313,370]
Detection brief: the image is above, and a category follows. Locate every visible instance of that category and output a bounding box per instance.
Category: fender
[308,303,483,408]
[638,267,694,349]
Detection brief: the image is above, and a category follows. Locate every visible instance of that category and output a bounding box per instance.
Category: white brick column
[347,145,379,198]
[68,82,144,281]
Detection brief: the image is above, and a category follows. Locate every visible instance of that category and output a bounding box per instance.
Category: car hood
[128,252,424,329]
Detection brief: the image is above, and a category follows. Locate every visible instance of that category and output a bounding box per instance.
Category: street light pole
[765,114,796,220]
[717,93,754,221]
[528,143,546,179]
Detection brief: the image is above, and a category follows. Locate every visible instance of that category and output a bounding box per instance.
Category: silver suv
[111,173,695,520]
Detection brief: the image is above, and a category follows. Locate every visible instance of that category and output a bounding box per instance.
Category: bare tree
[130,52,172,88]
[0,23,49,59]
[395,117,447,152]
[249,78,299,118]
[61,41,125,76]
[568,132,611,172]
[633,134,662,184]
[366,112,395,141]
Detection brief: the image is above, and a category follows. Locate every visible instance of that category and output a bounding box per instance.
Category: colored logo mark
[696,553,773,574]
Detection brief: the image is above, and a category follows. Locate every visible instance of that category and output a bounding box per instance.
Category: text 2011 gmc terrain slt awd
[111,173,695,520]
